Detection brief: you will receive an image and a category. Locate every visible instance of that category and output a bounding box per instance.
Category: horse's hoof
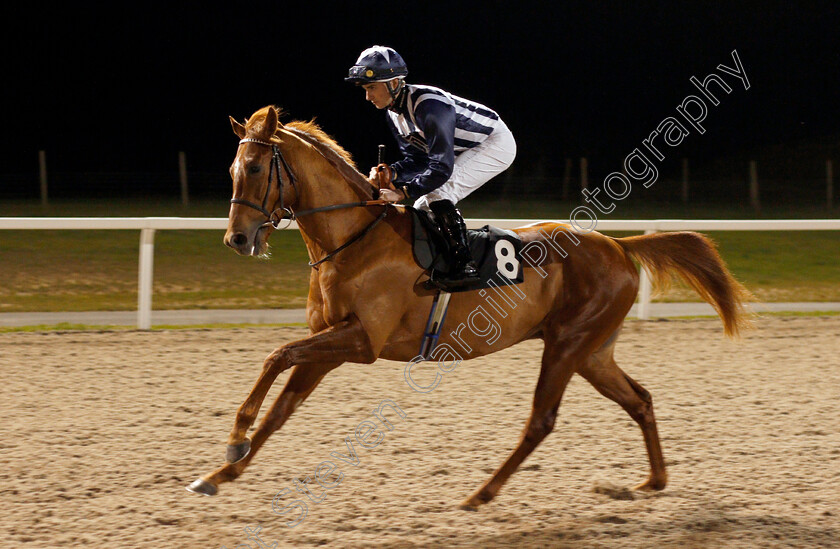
[458,495,485,511]
[186,478,218,496]
[633,478,666,492]
[226,438,251,463]
[459,489,493,511]
[633,473,667,492]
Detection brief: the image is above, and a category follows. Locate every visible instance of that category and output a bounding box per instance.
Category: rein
[232,137,390,268]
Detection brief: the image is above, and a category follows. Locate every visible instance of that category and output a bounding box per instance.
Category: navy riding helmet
[345,45,408,84]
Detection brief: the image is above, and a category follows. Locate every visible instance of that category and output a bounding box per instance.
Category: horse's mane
[274,111,376,200]
[283,119,357,169]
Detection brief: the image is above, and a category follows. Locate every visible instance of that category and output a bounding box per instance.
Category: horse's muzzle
[224,229,264,256]
[225,231,248,250]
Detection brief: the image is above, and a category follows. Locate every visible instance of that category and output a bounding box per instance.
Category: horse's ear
[230,116,246,139]
[261,107,278,139]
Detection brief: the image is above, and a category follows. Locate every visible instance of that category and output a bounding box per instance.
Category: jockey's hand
[368,164,395,191]
[379,188,405,203]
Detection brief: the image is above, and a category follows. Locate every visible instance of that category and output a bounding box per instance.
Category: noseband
[231,137,390,267]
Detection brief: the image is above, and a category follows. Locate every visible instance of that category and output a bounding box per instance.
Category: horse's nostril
[231,233,248,247]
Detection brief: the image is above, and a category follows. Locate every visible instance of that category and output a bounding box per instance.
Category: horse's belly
[379,270,561,362]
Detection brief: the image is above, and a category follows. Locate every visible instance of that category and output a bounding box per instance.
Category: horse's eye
[249,165,262,175]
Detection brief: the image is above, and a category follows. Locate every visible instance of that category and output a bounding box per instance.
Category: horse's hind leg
[459,333,579,511]
[577,344,667,491]
[187,362,338,495]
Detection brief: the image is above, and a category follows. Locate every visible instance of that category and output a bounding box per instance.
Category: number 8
[495,240,519,279]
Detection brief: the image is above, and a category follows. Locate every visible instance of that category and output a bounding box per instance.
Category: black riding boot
[429,200,480,286]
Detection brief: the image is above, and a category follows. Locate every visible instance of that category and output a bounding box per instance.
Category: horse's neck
[284,141,379,255]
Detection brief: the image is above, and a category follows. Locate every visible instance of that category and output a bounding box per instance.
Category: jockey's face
[362,80,398,109]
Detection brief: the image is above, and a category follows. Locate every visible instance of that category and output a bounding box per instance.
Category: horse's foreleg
[578,351,667,491]
[459,336,578,511]
[187,317,375,496]
[189,362,338,494]
[226,318,373,452]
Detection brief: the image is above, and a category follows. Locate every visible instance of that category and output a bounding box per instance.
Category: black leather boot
[428,200,480,286]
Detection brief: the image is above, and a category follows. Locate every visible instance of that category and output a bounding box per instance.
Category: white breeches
[413,121,517,211]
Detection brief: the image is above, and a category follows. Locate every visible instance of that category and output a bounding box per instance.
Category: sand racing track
[1,316,838,548]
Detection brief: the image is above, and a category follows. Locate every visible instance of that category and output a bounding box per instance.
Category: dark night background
[3,1,840,203]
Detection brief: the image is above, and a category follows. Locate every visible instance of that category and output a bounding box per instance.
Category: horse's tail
[615,231,755,338]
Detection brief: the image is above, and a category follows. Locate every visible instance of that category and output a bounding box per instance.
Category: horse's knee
[264,346,293,371]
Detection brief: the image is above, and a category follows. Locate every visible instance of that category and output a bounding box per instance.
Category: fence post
[580,157,588,193]
[749,160,760,213]
[38,150,48,207]
[637,229,656,320]
[138,228,156,330]
[562,157,572,201]
[178,151,189,207]
[681,158,689,204]
[827,159,834,211]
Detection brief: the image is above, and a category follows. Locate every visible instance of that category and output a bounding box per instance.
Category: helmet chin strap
[386,78,405,107]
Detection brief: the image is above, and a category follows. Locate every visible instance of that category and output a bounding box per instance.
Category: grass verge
[1,198,837,312]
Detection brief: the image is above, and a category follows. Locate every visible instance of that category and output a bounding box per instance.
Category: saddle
[409,207,525,292]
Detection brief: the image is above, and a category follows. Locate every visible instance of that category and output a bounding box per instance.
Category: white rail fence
[1,217,838,329]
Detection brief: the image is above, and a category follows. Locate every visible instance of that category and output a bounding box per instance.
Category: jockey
[346,45,517,287]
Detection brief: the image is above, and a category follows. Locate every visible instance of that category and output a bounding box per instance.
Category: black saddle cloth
[409,207,525,293]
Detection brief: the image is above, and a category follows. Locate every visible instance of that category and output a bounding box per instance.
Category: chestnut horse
[187,106,752,509]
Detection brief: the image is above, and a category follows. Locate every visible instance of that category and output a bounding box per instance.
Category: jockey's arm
[387,127,426,183]
[392,100,456,200]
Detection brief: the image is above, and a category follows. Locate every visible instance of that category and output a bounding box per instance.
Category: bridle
[231,137,390,267]
[230,138,298,227]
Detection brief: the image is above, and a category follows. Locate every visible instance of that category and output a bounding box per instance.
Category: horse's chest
[310,269,355,326]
